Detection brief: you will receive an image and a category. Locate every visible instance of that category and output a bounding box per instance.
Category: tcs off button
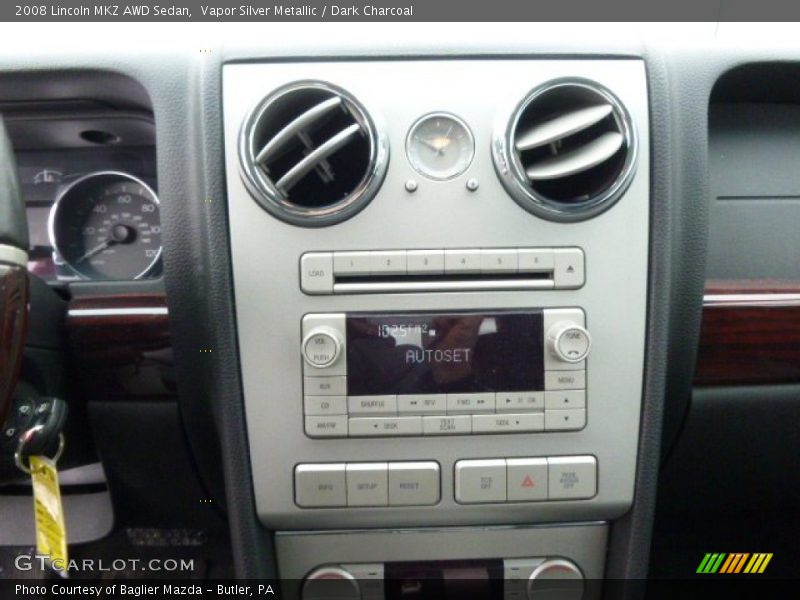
[302,327,342,368]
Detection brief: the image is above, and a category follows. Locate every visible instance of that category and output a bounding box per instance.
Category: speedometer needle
[74,240,112,264]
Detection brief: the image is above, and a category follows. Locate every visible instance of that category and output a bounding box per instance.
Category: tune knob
[302,326,343,368]
[302,566,360,600]
[527,559,584,600]
[546,322,591,364]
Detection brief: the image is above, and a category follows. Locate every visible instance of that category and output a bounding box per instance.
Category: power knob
[302,566,360,600]
[527,558,584,600]
[546,322,591,364]
[302,326,343,368]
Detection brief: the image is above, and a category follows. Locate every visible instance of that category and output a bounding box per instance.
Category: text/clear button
[422,415,472,435]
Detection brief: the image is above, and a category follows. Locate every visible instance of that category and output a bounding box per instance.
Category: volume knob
[547,322,591,364]
[527,559,584,600]
[302,326,343,368]
[302,566,359,600]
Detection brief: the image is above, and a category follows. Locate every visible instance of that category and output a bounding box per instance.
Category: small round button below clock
[547,322,591,363]
[302,327,342,368]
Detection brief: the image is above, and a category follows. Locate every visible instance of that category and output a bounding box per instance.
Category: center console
[223,58,649,594]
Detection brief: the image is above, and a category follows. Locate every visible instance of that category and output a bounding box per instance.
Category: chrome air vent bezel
[238,80,388,227]
[494,78,637,222]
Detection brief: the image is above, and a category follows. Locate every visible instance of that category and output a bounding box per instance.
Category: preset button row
[455,456,597,504]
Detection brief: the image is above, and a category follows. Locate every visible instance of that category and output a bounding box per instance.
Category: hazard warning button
[507,458,548,502]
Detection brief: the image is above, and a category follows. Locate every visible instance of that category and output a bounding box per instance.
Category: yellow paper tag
[30,455,68,572]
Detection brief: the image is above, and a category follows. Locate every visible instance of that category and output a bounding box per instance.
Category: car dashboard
[0,22,799,595]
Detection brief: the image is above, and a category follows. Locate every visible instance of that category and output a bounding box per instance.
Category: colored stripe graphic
[699,552,773,574]
[697,553,727,574]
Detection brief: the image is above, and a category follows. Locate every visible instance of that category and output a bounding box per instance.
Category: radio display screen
[346,311,543,395]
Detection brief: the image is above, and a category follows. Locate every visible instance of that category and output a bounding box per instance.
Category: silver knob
[302,327,343,368]
[547,322,591,364]
[527,558,584,600]
[302,566,360,600]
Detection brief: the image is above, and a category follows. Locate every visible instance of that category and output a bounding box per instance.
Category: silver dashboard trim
[703,293,800,307]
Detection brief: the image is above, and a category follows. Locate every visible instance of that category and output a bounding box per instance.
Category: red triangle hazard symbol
[521,474,535,488]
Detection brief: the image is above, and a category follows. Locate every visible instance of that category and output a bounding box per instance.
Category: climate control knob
[547,322,591,364]
[302,327,343,368]
[527,558,584,600]
[302,566,360,600]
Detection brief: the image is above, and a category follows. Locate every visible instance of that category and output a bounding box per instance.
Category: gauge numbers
[406,113,475,180]
[49,172,162,280]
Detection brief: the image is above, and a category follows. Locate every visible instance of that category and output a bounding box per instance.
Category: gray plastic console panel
[276,523,607,585]
[223,60,649,529]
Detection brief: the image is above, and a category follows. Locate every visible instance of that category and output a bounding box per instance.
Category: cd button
[304,396,347,416]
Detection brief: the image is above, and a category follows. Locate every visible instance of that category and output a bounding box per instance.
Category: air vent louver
[239,81,387,226]
[494,80,636,221]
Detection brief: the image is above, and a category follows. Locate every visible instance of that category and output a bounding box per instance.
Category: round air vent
[494,79,637,222]
[239,81,388,226]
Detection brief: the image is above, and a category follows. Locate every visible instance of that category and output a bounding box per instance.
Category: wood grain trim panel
[66,293,174,398]
[696,280,800,386]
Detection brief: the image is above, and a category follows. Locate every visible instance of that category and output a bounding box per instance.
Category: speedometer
[49,171,162,280]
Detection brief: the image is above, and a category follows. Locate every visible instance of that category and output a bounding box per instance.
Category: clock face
[406,113,475,180]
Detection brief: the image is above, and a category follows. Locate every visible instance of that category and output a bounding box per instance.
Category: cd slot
[299,247,585,295]
[333,272,553,294]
